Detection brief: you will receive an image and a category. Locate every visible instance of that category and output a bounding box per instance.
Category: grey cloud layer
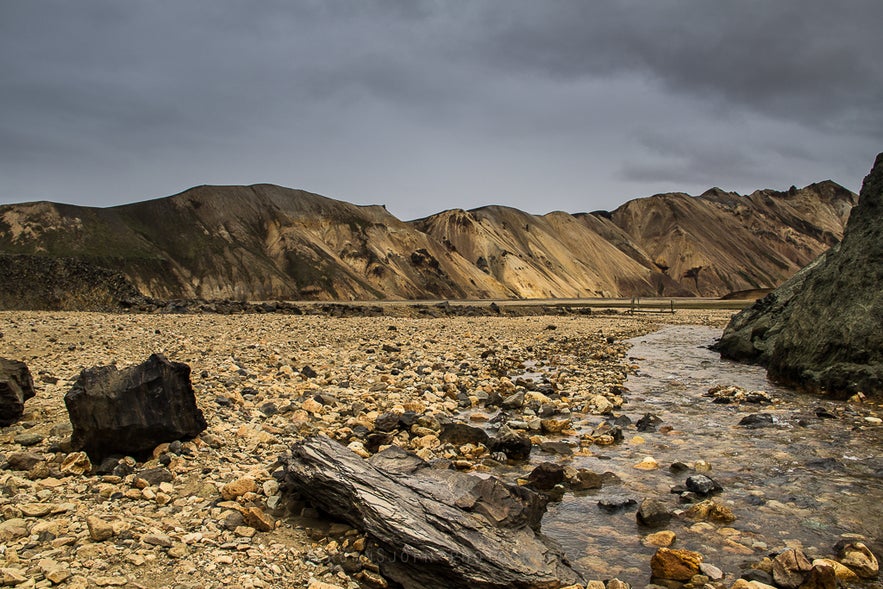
[1,1,880,218]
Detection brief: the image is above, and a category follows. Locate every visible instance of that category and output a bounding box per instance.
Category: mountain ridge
[0,180,858,304]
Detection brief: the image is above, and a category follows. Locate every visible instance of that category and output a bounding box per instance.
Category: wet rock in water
[705,385,772,404]
[650,547,703,581]
[636,498,673,527]
[717,152,883,397]
[684,499,736,524]
[501,391,525,409]
[738,413,775,428]
[731,580,776,589]
[633,456,659,470]
[699,562,724,581]
[812,558,859,583]
[281,436,581,589]
[643,531,676,548]
[772,548,813,589]
[740,568,774,585]
[539,441,574,456]
[487,425,532,460]
[685,475,722,496]
[0,358,35,426]
[801,563,837,589]
[837,541,879,578]
[598,497,637,512]
[64,354,207,461]
[526,462,565,491]
[636,413,663,432]
[540,417,571,434]
[567,468,603,491]
[439,422,490,447]
[586,394,614,415]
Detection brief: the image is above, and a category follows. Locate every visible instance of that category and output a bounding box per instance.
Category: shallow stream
[534,325,883,585]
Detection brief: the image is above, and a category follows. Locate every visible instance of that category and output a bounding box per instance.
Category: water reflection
[540,325,883,585]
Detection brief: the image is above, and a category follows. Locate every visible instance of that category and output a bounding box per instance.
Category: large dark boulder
[0,358,35,426]
[281,436,582,589]
[717,153,883,398]
[64,354,207,461]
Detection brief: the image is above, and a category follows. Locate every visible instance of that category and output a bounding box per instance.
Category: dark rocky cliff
[717,154,883,397]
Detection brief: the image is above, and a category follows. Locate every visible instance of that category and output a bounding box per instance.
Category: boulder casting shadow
[281,436,583,589]
[717,152,883,398]
[64,353,207,462]
[0,358,35,426]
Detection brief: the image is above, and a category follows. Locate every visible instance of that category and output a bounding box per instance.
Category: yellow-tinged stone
[633,456,659,470]
[630,435,645,445]
[809,558,856,582]
[60,452,91,476]
[86,516,114,542]
[302,398,324,414]
[650,547,703,581]
[242,506,275,532]
[643,530,676,547]
[220,477,256,500]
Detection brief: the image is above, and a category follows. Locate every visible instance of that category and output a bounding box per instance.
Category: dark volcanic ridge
[0,180,857,307]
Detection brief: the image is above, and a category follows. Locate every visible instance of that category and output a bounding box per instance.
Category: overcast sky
[1,1,881,220]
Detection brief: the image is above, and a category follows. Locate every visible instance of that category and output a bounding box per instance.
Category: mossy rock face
[718,153,883,398]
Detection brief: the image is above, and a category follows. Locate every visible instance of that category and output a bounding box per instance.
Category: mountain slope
[412,206,689,298]
[0,180,857,302]
[604,181,856,295]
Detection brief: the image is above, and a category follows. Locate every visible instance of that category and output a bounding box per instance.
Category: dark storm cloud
[0,1,880,218]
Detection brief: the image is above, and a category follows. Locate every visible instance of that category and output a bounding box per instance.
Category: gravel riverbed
[4,308,850,589]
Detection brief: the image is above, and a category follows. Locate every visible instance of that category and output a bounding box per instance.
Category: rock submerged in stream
[64,354,207,461]
[281,436,583,589]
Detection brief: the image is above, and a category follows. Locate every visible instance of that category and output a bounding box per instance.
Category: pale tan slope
[412,205,684,298]
[0,185,509,301]
[0,180,857,302]
[607,182,857,296]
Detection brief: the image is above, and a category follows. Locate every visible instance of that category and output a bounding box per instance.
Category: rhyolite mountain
[717,153,882,397]
[0,180,857,304]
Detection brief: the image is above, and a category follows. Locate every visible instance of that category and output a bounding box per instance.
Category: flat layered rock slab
[282,436,583,589]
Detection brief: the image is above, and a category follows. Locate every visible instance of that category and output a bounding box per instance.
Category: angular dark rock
[64,354,207,461]
[636,412,663,432]
[0,358,35,427]
[374,411,401,432]
[738,413,775,428]
[718,153,883,397]
[6,451,43,471]
[501,391,525,409]
[487,425,532,460]
[597,496,637,512]
[637,498,673,527]
[526,462,566,491]
[282,436,581,589]
[138,466,175,486]
[569,469,603,491]
[772,548,813,589]
[685,475,722,496]
[438,422,491,447]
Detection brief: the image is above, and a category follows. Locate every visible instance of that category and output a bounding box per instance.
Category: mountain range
[0,180,857,303]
